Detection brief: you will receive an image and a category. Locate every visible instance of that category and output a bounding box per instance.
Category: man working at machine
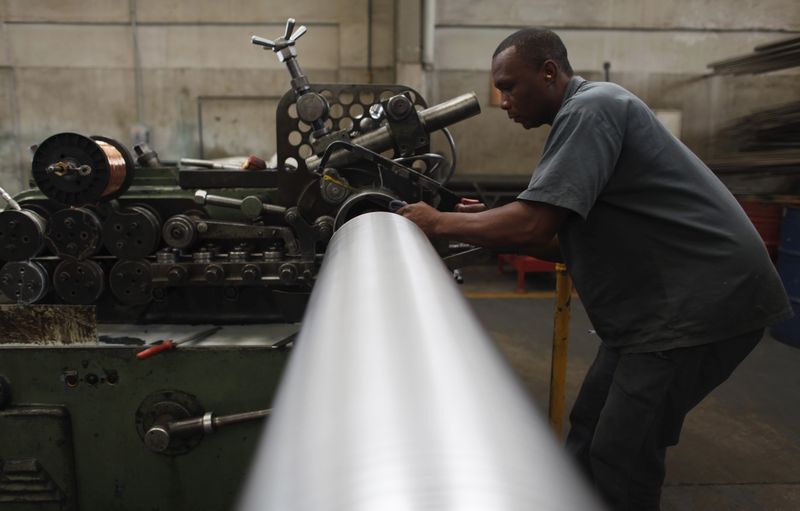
[398,28,791,510]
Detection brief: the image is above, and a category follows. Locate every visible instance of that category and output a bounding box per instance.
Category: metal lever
[0,186,21,211]
[145,409,271,453]
[194,189,286,217]
[284,18,295,40]
[251,35,276,50]
[289,25,307,42]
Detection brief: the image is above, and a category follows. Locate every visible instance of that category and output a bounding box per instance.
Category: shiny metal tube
[305,92,480,172]
[237,212,602,511]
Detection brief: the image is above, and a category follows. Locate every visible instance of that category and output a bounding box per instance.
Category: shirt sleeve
[517,105,624,219]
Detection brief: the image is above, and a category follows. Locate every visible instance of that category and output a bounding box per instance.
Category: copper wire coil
[96,140,128,199]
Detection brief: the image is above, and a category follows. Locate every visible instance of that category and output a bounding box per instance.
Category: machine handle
[144,408,272,453]
[194,189,286,217]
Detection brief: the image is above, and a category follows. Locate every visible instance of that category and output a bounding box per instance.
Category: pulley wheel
[0,261,49,304]
[110,259,153,305]
[103,205,162,259]
[163,214,199,249]
[53,259,104,304]
[0,209,48,261]
[46,207,103,259]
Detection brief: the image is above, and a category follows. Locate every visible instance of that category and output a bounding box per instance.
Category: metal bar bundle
[708,36,800,75]
[720,101,800,152]
[237,212,602,511]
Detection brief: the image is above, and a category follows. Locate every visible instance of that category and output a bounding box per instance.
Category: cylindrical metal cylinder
[237,212,601,511]
[305,92,480,172]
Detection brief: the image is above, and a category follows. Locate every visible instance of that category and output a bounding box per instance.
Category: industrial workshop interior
[1,0,799,510]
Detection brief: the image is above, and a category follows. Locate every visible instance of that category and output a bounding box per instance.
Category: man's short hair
[493,28,574,76]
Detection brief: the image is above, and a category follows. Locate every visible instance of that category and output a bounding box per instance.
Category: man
[398,28,792,510]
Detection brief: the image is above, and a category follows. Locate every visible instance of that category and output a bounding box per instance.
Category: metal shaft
[237,212,601,511]
[305,92,481,172]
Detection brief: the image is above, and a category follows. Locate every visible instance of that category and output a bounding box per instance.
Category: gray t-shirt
[518,76,792,353]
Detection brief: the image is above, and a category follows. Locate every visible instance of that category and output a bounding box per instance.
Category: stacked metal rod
[708,36,800,75]
[720,101,800,152]
[237,212,602,511]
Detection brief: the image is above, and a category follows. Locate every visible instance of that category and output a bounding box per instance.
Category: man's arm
[398,200,569,259]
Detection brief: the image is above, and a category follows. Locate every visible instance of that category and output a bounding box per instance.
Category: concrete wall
[0,0,798,194]
[431,0,800,176]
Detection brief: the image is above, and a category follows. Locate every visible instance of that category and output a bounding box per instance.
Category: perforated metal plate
[274,84,427,207]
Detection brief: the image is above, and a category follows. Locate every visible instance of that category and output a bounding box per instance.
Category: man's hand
[397,201,442,237]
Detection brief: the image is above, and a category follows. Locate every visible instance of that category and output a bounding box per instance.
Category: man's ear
[542,60,558,82]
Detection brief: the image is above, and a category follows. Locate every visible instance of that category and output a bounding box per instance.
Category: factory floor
[459,264,800,511]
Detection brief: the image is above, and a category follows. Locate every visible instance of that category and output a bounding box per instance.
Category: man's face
[491,46,557,129]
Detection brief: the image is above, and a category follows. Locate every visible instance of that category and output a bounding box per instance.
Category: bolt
[85,373,99,385]
[242,264,260,282]
[167,266,187,284]
[170,226,186,239]
[205,264,224,283]
[64,218,75,229]
[197,222,208,233]
[279,263,297,284]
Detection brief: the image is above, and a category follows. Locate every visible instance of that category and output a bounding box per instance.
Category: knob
[144,425,171,453]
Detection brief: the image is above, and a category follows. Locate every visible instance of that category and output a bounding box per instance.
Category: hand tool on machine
[137,326,221,360]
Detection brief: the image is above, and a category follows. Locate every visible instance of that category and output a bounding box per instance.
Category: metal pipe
[548,262,573,438]
[237,212,601,511]
[422,0,436,69]
[305,92,480,172]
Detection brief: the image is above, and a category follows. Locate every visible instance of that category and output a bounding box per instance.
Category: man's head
[491,28,574,128]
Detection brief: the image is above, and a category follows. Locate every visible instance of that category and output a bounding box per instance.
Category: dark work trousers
[565,329,763,511]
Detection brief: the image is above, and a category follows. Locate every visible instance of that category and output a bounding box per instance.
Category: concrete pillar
[394,0,428,100]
